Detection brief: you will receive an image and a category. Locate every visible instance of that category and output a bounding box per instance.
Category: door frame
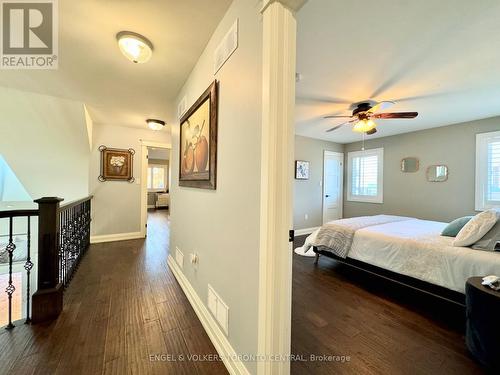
[140,140,172,238]
[322,150,344,224]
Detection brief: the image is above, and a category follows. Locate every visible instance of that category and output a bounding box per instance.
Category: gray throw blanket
[302,215,412,258]
[315,223,355,258]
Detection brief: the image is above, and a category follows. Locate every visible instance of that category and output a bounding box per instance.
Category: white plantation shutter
[348,148,383,203]
[476,131,500,210]
[487,139,500,202]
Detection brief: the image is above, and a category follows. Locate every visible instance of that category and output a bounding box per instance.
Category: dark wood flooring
[0,210,228,375]
[291,235,485,375]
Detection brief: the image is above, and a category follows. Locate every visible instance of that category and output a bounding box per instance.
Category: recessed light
[146,119,165,131]
[116,31,153,64]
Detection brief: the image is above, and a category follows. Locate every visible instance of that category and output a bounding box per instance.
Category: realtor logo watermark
[0,0,58,69]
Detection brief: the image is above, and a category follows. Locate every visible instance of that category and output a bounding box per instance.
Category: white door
[323,151,343,223]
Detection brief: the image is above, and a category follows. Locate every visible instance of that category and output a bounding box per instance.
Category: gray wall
[170,1,262,372]
[294,135,343,230]
[343,116,500,222]
[90,123,170,236]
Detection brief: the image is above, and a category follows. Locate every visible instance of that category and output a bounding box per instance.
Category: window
[347,148,383,203]
[476,131,500,210]
[147,166,166,190]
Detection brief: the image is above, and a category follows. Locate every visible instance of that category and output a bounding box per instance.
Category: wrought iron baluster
[5,217,16,329]
[24,216,33,323]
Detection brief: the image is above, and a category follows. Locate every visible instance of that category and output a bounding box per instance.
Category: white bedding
[303,216,500,293]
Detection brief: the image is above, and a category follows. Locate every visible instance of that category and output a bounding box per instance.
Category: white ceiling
[0,0,231,129]
[295,0,500,143]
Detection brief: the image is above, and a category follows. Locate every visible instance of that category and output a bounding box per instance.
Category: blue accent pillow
[441,216,474,237]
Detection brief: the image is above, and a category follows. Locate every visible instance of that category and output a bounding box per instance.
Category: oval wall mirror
[426,165,448,182]
[401,157,419,173]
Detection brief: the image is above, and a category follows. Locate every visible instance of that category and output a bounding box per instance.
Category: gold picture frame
[179,80,218,189]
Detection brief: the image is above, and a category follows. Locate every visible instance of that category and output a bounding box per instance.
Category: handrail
[1,195,93,328]
[0,209,39,219]
[59,195,93,212]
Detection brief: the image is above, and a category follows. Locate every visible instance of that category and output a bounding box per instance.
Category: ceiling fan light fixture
[117,31,153,64]
[353,119,376,133]
[146,119,165,131]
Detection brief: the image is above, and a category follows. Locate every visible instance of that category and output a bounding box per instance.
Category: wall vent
[214,19,238,75]
[178,96,188,119]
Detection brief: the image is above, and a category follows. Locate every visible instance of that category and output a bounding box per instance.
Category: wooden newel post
[32,197,64,324]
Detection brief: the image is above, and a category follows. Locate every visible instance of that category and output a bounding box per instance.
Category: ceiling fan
[324,101,418,135]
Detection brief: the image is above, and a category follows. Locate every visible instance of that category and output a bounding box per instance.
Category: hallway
[0,211,227,375]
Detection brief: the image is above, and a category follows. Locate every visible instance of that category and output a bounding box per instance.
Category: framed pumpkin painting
[179,80,218,189]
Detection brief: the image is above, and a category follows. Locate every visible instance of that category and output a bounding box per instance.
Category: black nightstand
[465,276,500,370]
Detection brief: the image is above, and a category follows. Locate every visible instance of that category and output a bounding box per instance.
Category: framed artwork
[98,146,135,182]
[295,160,310,180]
[179,80,218,189]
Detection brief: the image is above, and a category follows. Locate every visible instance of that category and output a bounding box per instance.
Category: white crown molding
[167,255,250,375]
[261,0,307,13]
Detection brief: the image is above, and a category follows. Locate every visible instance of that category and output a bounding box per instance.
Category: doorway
[146,146,170,234]
[323,151,343,223]
[140,141,171,238]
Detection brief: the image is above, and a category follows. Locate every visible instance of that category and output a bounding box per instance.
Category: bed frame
[313,247,466,307]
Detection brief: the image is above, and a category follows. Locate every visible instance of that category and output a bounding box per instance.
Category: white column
[258,1,305,374]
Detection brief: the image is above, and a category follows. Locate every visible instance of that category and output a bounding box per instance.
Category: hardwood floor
[291,235,485,375]
[0,210,228,375]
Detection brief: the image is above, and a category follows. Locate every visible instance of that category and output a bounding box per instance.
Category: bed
[299,215,500,305]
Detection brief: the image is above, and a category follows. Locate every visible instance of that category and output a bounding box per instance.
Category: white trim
[140,140,172,237]
[294,226,319,236]
[347,147,384,204]
[167,255,250,375]
[475,130,500,211]
[90,231,143,244]
[322,150,344,224]
[258,3,296,375]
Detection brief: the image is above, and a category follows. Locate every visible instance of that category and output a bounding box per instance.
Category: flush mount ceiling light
[146,119,165,131]
[116,31,153,64]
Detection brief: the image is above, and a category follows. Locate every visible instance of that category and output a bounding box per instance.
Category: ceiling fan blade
[368,101,395,113]
[373,112,418,119]
[323,115,353,119]
[326,123,347,132]
[366,128,377,135]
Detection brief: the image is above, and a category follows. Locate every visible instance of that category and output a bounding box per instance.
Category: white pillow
[453,209,499,247]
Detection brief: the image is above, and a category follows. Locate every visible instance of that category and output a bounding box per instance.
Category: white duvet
[304,216,500,293]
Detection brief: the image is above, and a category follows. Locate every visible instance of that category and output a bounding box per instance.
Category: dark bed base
[313,247,466,307]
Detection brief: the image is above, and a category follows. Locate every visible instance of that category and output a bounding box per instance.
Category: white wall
[90,123,171,236]
[171,1,263,372]
[0,87,91,203]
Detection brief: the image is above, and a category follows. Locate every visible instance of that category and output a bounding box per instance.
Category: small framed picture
[98,146,135,182]
[295,160,310,180]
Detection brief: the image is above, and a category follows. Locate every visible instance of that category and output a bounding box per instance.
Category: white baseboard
[90,231,144,244]
[147,204,155,209]
[294,226,319,236]
[167,255,250,375]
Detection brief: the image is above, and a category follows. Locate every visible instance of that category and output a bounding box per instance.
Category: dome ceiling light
[146,119,165,131]
[116,31,153,64]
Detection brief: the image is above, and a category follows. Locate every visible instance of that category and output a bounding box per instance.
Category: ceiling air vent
[214,19,238,75]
